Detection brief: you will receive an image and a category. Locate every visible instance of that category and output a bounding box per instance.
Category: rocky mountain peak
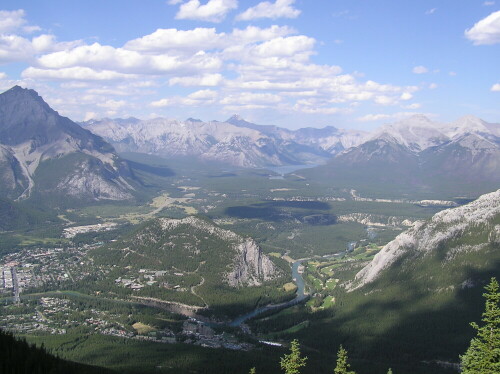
[350,189,500,290]
[0,86,135,202]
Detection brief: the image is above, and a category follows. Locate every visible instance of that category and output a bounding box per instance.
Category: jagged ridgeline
[89,216,289,317]
[294,189,500,373]
[0,86,139,205]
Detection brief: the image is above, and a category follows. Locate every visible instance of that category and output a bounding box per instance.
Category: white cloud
[0,9,35,34]
[465,10,500,45]
[449,71,457,76]
[236,0,300,21]
[0,72,6,79]
[188,89,218,100]
[403,103,421,109]
[125,27,223,53]
[374,95,398,105]
[429,82,438,89]
[0,34,33,63]
[168,0,184,4]
[483,1,495,6]
[175,0,238,22]
[34,43,222,75]
[400,92,413,101]
[97,99,127,110]
[357,112,422,122]
[84,111,98,121]
[124,25,295,54]
[425,8,437,15]
[220,92,281,105]
[0,33,82,64]
[169,73,223,86]
[22,66,137,81]
[491,83,500,91]
[151,98,175,107]
[412,65,428,74]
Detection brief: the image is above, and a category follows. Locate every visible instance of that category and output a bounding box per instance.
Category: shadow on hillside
[128,160,176,177]
[294,257,500,374]
[224,200,335,224]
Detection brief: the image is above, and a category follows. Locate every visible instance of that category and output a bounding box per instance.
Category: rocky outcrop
[158,216,280,287]
[227,239,278,287]
[0,86,136,202]
[350,189,500,290]
[337,213,414,227]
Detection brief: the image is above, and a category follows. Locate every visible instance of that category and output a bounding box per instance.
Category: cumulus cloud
[97,99,127,110]
[175,0,238,23]
[169,73,223,86]
[22,66,137,81]
[33,43,222,76]
[403,103,421,109]
[0,32,82,64]
[124,25,294,54]
[2,8,422,121]
[236,0,301,21]
[412,65,428,74]
[220,92,282,105]
[357,112,422,122]
[491,83,500,91]
[187,89,218,100]
[465,10,500,45]
[0,9,40,34]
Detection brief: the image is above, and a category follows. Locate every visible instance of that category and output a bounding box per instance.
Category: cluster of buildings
[1,266,13,291]
[0,246,97,297]
[62,222,118,238]
[114,269,186,292]
[181,319,253,350]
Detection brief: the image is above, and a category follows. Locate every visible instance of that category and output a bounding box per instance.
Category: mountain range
[301,115,500,197]
[0,86,137,203]
[1,85,499,205]
[82,116,331,168]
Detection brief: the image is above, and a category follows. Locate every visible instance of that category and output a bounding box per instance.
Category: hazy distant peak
[227,114,244,122]
[185,117,203,123]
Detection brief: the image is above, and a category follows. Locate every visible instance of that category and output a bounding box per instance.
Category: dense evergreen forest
[0,329,114,374]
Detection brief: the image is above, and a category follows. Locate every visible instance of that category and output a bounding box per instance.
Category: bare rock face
[0,86,135,202]
[350,188,500,290]
[227,239,278,287]
[156,216,280,287]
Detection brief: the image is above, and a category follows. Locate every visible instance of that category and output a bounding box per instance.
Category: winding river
[228,260,309,327]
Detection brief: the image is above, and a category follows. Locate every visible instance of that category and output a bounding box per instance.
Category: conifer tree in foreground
[280,339,308,374]
[460,277,500,373]
[334,345,356,374]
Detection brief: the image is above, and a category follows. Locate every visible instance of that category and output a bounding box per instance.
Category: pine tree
[280,339,308,374]
[387,368,393,374]
[460,277,500,373]
[334,345,356,374]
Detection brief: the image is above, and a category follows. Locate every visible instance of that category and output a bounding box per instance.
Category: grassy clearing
[283,282,298,292]
[321,295,335,308]
[132,322,156,335]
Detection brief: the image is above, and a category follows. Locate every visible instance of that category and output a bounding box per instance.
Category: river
[228,260,309,327]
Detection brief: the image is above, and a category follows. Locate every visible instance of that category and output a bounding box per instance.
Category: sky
[0,0,499,130]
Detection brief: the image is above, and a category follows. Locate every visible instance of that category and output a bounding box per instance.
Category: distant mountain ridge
[0,86,136,202]
[82,116,337,168]
[300,114,500,197]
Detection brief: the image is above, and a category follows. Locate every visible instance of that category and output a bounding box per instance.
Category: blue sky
[0,0,499,130]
